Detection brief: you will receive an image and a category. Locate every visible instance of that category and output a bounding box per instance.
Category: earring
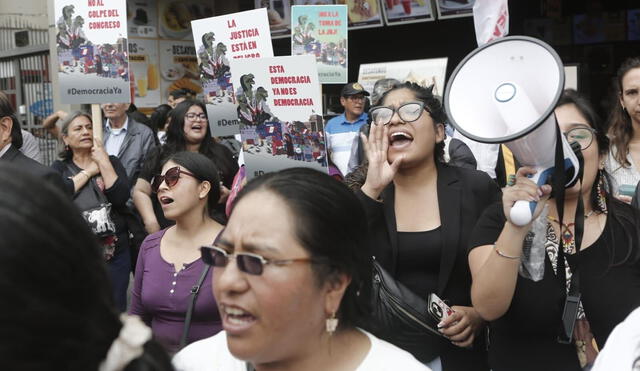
[326,312,338,335]
[596,169,607,213]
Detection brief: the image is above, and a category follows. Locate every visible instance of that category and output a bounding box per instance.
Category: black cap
[341,82,370,97]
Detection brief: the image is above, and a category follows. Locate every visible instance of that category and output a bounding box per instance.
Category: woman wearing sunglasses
[469,90,640,371]
[130,151,224,354]
[173,168,430,371]
[357,82,500,370]
[50,111,132,312]
[133,100,238,235]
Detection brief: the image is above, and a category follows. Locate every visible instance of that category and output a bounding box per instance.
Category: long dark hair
[607,57,640,168]
[0,163,172,370]
[377,82,447,162]
[558,89,640,268]
[232,168,371,328]
[164,100,238,187]
[160,151,224,224]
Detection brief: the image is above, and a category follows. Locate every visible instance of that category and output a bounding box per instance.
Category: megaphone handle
[508,167,554,227]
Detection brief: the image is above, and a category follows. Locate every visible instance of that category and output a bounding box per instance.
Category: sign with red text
[231,55,327,178]
[291,5,348,84]
[192,8,274,137]
[54,0,130,103]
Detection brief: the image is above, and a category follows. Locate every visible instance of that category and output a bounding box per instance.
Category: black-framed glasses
[200,245,319,276]
[369,102,428,126]
[151,166,200,193]
[185,112,208,121]
[563,126,596,151]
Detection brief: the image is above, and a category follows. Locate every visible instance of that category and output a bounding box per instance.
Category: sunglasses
[151,166,200,193]
[370,102,429,126]
[200,245,319,276]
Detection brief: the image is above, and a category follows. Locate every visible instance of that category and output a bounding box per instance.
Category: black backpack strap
[179,264,211,349]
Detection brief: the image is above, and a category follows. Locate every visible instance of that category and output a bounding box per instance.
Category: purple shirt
[130,229,222,354]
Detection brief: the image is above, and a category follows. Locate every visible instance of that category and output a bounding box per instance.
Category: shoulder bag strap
[64,161,109,204]
[179,264,211,349]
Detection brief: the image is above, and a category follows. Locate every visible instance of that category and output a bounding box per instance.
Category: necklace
[547,210,598,247]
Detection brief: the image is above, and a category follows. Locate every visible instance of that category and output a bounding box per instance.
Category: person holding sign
[357,82,497,370]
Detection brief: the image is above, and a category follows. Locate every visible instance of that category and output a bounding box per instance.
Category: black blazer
[357,162,501,371]
[1,145,67,194]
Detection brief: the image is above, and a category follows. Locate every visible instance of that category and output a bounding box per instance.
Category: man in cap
[325,82,369,177]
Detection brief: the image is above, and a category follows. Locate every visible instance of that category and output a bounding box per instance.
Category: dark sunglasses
[200,245,319,275]
[151,166,200,193]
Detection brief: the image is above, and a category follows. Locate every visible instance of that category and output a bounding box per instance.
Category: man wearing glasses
[325,82,370,178]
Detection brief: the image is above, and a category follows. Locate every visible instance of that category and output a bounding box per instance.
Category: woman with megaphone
[468,89,640,371]
[357,82,500,371]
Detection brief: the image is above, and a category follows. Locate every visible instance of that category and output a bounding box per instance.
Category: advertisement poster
[382,0,435,25]
[291,5,348,84]
[128,38,161,108]
[192,9,274,137]
[127,0,158,38]
[55,0,130,104]
[435,0,475,19]
[358,58,448,98]
[343,0,384,29]
[159,40,201,105]
[158,0,214,40]
[231,55,326,179]
[255,0,291,39]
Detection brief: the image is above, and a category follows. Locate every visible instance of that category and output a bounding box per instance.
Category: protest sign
[291,5,348,84]
[231,55,326,179]
[192,8,274,137]
[159,40,202,105]
[381,0,435,25]
[54,0,130,104]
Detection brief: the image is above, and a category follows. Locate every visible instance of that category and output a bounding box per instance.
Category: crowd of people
[1,55,640,371]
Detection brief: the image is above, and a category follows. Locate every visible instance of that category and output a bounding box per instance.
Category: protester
[151,104,173,145]
[0,162,173,371]
[168,88,196,108]
[0,92,65,192]
[51,111,132,312]
[325,82,370,177]
[173,168,430,371]
[133,100,238,234]
[102,101,156,185]
[130,151,224,354]
[606,57,640,202]
[469,89,640,371]
[356,82,497,370]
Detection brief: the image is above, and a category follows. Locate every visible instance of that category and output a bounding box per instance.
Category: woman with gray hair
[50,111,132,312]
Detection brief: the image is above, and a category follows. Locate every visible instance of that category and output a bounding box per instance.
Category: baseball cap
[341,82,370,97]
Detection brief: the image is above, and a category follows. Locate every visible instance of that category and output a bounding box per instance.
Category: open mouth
[191,124,203,131]
[222,305,257,332]
[159,196,174,205]
[389,131,414,148]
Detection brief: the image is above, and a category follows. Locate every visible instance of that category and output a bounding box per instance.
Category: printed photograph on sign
[55,0,130,104]
[158,0,214,40]
[127,0,158,38]
[343,0,383,29]
[159,40,202,106]
[435,0,475,20]
[255,0,292,39]
[231,55,326,179]
[291,5,348,84]
[128,38,160,108]
[382,0,435,25]
[358,58,448,101]
[192,8,274,137]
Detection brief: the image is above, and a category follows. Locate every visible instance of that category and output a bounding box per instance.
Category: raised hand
[360,123,403,200]
[502,167,552,226]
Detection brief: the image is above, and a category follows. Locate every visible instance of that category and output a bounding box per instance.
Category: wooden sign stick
[91,104,103,142]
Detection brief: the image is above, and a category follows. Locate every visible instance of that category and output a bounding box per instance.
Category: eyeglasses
[369,102,428,126]
[151,166,200,193]
[563,126,596,151]
[185,112,208,121]
[200,245,319,275]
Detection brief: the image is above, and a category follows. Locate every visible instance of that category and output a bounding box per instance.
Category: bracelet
[494,246,521,260]
[79,170,91,180]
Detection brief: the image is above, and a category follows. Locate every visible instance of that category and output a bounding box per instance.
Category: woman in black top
[133,100,238,233]
[357,82,499,370]
[51,111,131,312]
[469,90,640,371]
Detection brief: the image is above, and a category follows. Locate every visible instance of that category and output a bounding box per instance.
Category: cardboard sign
[231,55,326,178]
[291,5,348,84]
[192,8,274,137]
[54,0,130,104]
